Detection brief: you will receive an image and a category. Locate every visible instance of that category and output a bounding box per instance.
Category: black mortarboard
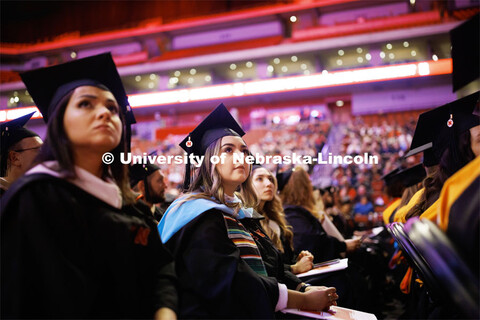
[395,164,426,188]
[381,168,401,186]
[405,91,479,166]
[179,103,245,190]
[276,169,293,192]
[0,112,39,176]
[130,163,161,187]
[20,53,136,149]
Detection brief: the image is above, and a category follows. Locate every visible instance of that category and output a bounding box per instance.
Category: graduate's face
[63,86,122,154]
[470,125,480,157]
[252,168,275,202]
[215,135,250,192]
[147,170,167,203]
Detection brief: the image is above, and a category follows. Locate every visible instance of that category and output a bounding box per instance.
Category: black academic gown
[164,209,280,319]
[447,176,480,275]
[283,205,346,263]
[240,212,302,290]
[1,173,177,319]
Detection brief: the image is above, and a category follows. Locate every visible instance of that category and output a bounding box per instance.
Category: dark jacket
[284,205,346,263]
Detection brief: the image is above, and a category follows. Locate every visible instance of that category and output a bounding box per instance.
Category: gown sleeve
[167,209,279,318]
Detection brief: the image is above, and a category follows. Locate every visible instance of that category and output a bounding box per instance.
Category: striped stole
[222,214,268,277]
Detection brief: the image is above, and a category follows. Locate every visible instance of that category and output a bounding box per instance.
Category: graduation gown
[393,188,424,223]
[283,205,346,263]
[162,208,280,319]
[437,156,480,274]
[1,173,177,319]
[240,213,302,290]
[382,198,401,225]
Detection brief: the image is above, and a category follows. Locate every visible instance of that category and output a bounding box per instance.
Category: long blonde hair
[177,136,258,210]
[254,167,294,253]
[280,166,319,218]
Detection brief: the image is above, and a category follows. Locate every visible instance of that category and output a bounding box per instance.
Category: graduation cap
[276,169,293,192]
[20,53,136,149]
[381,168,401,186]
[130,163,161,187]
[396,164,426,188]
[179,103,245,190]
[405,91,479,166]
[0,112,39,176]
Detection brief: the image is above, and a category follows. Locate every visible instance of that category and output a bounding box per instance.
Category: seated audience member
[252,164,315,273]
[158,104,338,319]
[279,166,361,263]
[130,163,167,221]
[402,92,479,223]
[0,113,42,196]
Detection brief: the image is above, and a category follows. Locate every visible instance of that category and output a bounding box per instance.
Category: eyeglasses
[13,146,41,153]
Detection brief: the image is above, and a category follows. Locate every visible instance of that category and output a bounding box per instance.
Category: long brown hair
[280,166,319,218]
[253,167,293,252]
[175,136,258,210]
[32,85,135,204]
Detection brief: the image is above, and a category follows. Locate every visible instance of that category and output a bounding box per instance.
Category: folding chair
[406,218,480,319]
[387,222,441,300]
